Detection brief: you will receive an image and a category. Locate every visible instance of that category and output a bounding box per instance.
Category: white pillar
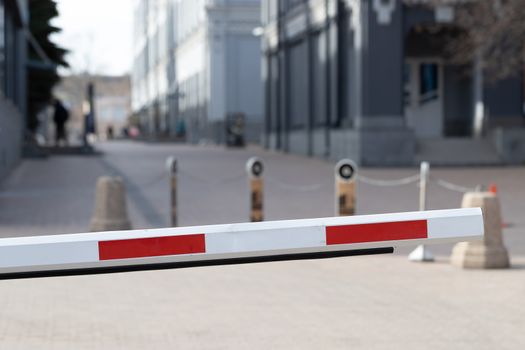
[409,161,434,262]
[473,52,485,138]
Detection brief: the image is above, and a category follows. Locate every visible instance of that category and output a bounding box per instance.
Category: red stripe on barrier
[98,234,206,260]
[326,220,427,245]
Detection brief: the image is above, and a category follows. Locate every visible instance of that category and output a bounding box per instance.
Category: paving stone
[0,140,524,349]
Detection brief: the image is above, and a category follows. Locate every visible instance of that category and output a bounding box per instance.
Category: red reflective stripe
[98,234,206,260]
[326,220,427,245]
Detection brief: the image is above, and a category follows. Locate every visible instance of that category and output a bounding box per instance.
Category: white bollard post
[419,162,429,212]
[409,162,434,262]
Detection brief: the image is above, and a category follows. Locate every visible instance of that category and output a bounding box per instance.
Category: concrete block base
[90,176,132,232]
[450,192,510,269]
[451,242,510,269]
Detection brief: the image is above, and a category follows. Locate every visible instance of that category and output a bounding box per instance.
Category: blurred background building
[131,0,263,144]
[261,0,525,166]
[94,76,131,139]
[0,0,27,180]
[52,74,131,143]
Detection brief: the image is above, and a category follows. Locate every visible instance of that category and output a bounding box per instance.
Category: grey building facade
[0,0,27,180]
[132,0,263,144]
[261,0,525,165]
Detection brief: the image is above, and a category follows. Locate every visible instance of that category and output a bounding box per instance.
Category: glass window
[403,62,411,106]
[419,63,439,103]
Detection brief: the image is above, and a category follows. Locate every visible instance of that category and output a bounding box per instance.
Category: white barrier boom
[0,208,483,279]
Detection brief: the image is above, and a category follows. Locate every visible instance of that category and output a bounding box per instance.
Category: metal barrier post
[409,161,434,262]
[167,157,177,227]
[335,159,357,216]
[246,157,264,222]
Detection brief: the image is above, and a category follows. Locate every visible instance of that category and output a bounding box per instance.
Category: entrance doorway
[404,59,444,138]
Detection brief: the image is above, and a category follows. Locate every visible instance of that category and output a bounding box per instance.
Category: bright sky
[51,0,134,76]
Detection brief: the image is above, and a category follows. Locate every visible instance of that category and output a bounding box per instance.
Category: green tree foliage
[27,0,68,132]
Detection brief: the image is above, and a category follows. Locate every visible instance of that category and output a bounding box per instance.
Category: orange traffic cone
[489,184,511,228]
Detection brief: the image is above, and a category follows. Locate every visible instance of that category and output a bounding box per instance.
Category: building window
[0,0,5,93]
[419,63,439,103]
[403,62,411,106]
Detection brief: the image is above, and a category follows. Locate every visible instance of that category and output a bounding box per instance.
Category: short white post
[409,162,434,262]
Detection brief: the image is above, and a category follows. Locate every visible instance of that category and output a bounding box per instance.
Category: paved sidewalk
[0,255,523,350]
[0,141,524,349]
[2,140,523,255]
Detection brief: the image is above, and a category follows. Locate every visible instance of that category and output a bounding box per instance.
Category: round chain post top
[246,157,264,179]
[335,159,357,182]
[166,156,177,174]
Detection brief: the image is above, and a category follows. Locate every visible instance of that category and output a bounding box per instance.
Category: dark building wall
[262,0,524,165]
[278,44,289,151]
[311,31,327,127]
[443,65,473,136]
[403,5,434,36]
[262,0,414,165]
[288,40,308,129]
[485,76,524,123]
[3,0,27,113]
[267,53,279,135]
[0,0,27,181]
[360,0,404,120]
[264,0,344,157]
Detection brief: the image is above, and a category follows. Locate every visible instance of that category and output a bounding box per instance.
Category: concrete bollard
[90,176,132,232]
[450,192,510,269]
[335,159,357,216]
[166,157,177,227]
[246,157,264,222]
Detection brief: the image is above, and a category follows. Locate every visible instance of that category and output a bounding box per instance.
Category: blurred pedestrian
[129,126,140,138]
[106,125,114,140]
[83,100,96,146]
[53,99,70,146]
